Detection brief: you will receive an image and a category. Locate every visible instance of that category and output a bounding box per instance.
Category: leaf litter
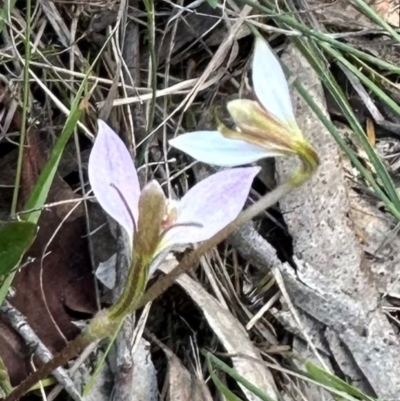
[1,1,400,401]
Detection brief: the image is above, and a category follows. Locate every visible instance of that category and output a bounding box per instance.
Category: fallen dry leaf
[307,0,399,27]
[373,0,400,26]
[0,84,96,385]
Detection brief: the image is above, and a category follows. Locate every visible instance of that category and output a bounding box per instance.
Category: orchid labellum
[169,36,319,181]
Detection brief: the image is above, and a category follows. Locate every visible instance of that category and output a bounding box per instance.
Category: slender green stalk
[143,0,157,132]
[205,352,276,401]
[206,353,245,401]
[320,42,400,118]
[11,0,31,215]
[108,256,149,320]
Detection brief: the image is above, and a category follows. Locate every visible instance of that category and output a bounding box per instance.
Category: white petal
[169,131,283,167]
[252,36,294,123]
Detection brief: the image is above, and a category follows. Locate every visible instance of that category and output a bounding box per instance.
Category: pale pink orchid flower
[88,120,260,262]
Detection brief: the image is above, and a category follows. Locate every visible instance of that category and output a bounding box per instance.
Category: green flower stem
[11,0,31,215]
[292,142,320,186]
[108,255,150,320]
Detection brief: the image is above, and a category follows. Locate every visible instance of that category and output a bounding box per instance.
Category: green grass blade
[206,0,218,7]
[239,0,400,74]
[320,42,400,121]
[23,105,84,223]
[0,0,17,34]
[204,351,276,401]
[143,0,157,133]
[11,0,31,215]
[291,38,400,212]
[305,360,376,401]
[205,352,246,401]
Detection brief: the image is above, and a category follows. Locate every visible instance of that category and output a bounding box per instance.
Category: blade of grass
[204,352,276,401]
[304,360,376,401]
[0,0,17,34]
[206,353,245,401]
[320,42,400,120]
[23,105,84,224]
[0,221,36,280]
[143,0,157,133]
[206,351,374,401]
[0,220,37,307]
[11,0,31,216]
[206,0,218,7]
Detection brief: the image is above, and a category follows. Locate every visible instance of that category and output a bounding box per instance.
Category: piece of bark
[275,43,400,399]
[348,188,400,296]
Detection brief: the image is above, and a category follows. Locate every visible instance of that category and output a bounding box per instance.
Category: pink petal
[88,120,140,241]
[163,167,260,245]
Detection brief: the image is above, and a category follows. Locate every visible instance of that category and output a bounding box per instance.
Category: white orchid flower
[169,36,319,180]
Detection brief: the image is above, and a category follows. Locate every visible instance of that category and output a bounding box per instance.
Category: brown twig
[1,300,82,401]
[4,335,89,401]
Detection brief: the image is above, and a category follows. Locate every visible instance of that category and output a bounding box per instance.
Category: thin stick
[1,301,82,401]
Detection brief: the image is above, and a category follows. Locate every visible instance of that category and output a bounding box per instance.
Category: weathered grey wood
[275,44,400,399]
